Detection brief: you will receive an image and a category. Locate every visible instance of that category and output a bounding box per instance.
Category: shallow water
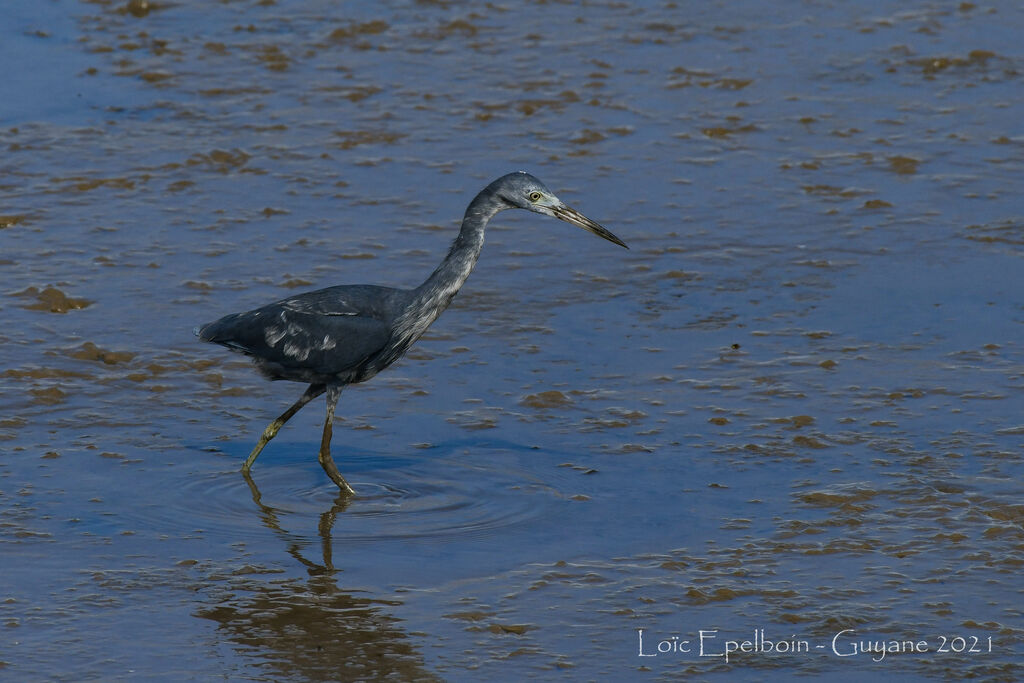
[2,0,1023,680]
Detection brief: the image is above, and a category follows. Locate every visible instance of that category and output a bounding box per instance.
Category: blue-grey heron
[196,171,627,494]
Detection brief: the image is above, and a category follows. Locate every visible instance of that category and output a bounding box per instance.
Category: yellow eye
[528,191,543,202]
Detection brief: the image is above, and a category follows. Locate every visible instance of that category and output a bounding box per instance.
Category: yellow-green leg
[242,383,325,474]
[318,384,356,496]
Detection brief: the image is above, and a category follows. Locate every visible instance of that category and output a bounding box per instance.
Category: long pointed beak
[552,204,629,249]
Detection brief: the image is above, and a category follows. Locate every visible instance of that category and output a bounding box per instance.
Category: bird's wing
[197,298,392,377]
[264,309,391,376]
[276,289,365,317]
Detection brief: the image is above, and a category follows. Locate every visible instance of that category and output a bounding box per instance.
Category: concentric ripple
[118,445,570,545]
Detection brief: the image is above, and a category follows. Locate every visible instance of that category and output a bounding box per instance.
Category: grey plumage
[196,171,627,494]
[197,285,403,384]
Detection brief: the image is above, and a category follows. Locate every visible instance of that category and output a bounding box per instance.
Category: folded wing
[196,287,395,379]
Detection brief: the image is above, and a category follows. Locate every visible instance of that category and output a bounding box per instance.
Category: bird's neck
[399,190,505,338]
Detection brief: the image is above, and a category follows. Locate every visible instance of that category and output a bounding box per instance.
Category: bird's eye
[528,191,543,202]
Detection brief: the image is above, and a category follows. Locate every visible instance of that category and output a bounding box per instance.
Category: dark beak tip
[554,204,627,249]
[594,231,627,249]
[597,230,629,250]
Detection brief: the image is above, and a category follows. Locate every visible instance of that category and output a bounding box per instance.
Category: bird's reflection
[193,474,438,681]
[242,471,350,574]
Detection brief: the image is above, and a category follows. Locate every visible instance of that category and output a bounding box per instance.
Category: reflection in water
[196,576,436,681]
[243,471,351,574]
[196,474,437,681]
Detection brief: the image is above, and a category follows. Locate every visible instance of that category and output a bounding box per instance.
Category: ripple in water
[127,445,566,545]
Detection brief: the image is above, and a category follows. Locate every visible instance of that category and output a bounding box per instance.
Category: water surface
[2,0,1022,679]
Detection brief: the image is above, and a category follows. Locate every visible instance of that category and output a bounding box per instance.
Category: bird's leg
[319,384,356,496]
[242,383,326,474]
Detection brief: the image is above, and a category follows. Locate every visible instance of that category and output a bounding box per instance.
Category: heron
[195,171,627,495]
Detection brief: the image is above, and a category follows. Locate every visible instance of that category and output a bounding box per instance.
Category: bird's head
[489,171,628,249]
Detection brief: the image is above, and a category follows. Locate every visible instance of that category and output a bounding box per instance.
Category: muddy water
[2,0,1023,680]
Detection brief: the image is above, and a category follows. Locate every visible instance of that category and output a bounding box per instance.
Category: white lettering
[637,629,657,657]
[699,630,725,661]
[832,629,857,657]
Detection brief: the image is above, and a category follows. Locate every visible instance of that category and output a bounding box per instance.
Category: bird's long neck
[397,189,505,341]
